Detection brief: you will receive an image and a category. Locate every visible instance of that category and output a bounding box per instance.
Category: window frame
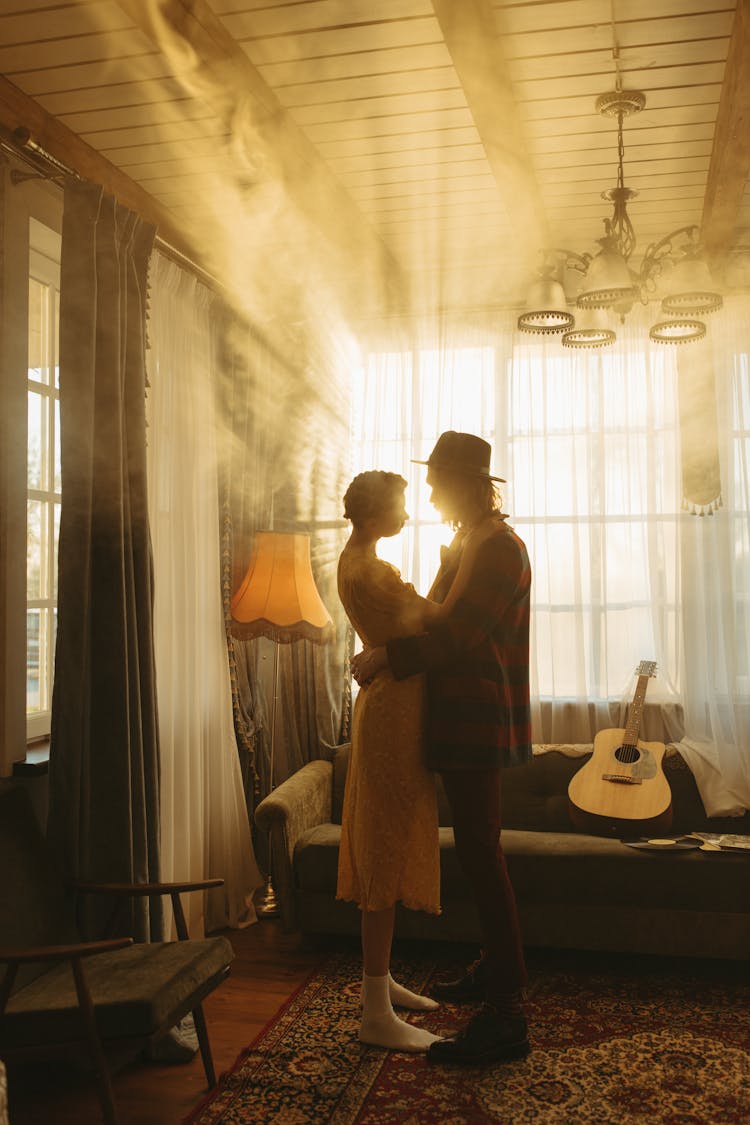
[26,232,61,740]
[0,167,62,776]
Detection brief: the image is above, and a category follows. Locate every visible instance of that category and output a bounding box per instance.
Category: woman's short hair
[343,471,406,527]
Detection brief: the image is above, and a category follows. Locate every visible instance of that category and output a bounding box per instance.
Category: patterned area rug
[185,943,750,1124]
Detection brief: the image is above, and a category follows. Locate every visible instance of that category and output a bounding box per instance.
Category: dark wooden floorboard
[4,920,330,1125]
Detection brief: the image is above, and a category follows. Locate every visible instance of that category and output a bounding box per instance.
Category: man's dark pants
[441,767,527,998]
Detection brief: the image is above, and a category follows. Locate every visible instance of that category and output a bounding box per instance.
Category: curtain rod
[0,125,74,181]
[1,124,219,291]
[1,125,311,377]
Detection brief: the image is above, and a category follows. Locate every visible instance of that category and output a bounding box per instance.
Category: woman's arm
[349,524,496,682]
[421,521,497,623]
[386,528,531,682]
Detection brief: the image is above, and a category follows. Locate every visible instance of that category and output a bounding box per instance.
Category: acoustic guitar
[568,661,673,836]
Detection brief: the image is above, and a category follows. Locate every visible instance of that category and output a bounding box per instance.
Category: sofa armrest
[255,759,333,932]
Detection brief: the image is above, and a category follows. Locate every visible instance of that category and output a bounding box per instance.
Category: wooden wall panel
[0,0,746,309]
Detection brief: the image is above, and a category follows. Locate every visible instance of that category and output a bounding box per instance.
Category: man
[350,430,532,1065]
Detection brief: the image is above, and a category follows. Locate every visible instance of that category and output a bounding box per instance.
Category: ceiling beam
[431,0,548,282]
[701,0,750,260]
[117,0,407,317]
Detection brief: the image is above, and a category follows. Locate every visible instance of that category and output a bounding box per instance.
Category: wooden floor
[5,919,332,1125]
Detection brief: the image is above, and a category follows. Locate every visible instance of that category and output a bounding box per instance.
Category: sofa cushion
[502,753,577,831]
[295,825,344,892]
[503,750,750,835]
[329,743,750,834]
[501,830,750,914]
[294,823,750,918]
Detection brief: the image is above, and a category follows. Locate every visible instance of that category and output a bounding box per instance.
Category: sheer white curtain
[508,306,684,743]
[676,296,750,814]
[355,302,750,815]
[352,322,497,593]
[146,253,261,936]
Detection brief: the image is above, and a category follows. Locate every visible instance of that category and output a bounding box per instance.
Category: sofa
[255,744,750,960]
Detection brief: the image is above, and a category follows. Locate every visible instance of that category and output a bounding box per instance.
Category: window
[351,325,683,709]
[506,345,681,699]
[26,219,61,740]
[351,346,496,593]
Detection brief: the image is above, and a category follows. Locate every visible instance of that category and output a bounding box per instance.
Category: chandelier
[517,89,723,348]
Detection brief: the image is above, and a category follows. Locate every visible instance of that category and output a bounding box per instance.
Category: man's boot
[431,956,489,1003]
[426,1002,530,1065]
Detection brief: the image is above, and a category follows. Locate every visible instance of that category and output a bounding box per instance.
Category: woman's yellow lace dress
[336,547,440,915]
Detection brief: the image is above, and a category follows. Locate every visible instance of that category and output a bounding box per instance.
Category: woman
[336,470,488,1052]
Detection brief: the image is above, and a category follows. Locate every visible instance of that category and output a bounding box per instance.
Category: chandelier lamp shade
[516,272,575,334]
[229,531,333,916]
[517,88,723,348]
[561,307,616,350]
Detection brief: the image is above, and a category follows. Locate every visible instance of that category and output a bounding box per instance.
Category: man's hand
[350,645,389,686]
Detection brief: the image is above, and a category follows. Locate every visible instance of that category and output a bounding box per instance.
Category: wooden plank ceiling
[1,0,748,319]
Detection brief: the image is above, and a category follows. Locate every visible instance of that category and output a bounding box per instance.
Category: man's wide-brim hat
[412,431,506,482]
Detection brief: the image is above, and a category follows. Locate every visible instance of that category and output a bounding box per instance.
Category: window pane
[40,608,52,714]
[27,390,44,489]
[419,347,494,440]
[28,279,43,379]
[52,607,57,679]
[28,278,50,383]
[27,500,43,598]
[53,502,61,600]
[53,396,61,493]
[27,610,41,712]
[54,288,60,389]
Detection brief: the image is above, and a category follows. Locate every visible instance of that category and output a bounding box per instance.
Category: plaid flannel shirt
[386,520,532,772]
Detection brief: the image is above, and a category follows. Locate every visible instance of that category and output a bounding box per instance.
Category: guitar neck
[623,675,650,745]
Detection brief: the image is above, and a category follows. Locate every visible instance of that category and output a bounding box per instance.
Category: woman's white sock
[387,972,439,1011]
[360,973,442,1052]
[359,972,439,1011]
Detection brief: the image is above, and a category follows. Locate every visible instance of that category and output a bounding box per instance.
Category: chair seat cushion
[1,937,233,1048]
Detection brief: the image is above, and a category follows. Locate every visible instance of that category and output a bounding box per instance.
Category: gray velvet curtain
[48,179,162,942]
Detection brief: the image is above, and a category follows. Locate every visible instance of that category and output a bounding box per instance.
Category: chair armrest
[71,880,225,941]
[0,938,132,965]
[72,879,224,896]
[255,759,333,932]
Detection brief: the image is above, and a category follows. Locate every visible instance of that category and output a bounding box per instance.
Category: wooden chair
[0,784,234,1125]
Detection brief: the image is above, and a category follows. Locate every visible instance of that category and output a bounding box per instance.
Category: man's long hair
[434,469,503,529]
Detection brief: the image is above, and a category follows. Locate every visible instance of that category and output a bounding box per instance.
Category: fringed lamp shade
[229,532,333,645]
[229,530,332,917]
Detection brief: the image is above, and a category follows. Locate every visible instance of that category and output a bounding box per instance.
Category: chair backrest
[0,785,80,992]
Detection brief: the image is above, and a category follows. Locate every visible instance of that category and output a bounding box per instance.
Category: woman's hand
[350,646,389,686]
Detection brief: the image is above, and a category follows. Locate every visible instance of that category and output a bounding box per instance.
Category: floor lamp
[229,531,333,916]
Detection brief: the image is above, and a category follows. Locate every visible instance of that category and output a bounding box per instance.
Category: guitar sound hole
[614,743,640,765]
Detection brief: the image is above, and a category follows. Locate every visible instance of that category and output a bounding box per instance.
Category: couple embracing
[336,430,532,1066]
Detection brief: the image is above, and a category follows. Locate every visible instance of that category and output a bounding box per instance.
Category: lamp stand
[257,641,280,918]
